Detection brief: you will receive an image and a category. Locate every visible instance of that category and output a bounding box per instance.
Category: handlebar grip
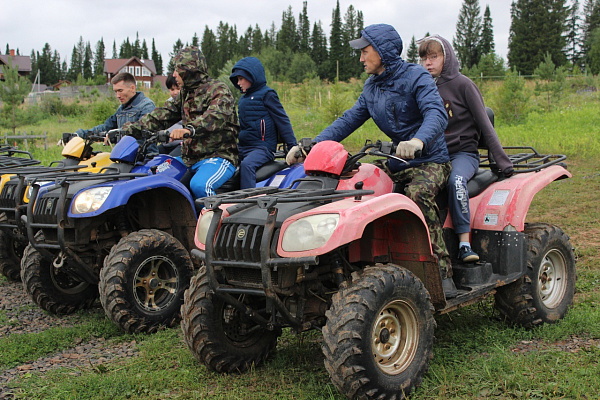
[414,149,422,158]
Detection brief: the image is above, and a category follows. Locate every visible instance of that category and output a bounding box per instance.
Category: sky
[1,0,514,68]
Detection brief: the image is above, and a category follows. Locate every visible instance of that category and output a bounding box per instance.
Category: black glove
[61,132,77,144]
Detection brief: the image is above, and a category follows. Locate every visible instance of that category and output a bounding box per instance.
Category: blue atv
[21,131,305,333]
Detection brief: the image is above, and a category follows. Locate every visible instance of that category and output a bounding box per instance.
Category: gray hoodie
[420,35,513,175]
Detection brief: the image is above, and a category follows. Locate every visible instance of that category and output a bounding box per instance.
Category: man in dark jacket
[76,72,155,138]
[122,46,239,199]
[286,23,457,297]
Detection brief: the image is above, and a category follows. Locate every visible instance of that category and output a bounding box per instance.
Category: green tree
[534,52,567,109]
[201,27,219,76]
[151,39,163,75]
[494,68,530,125]
[141,39,149,60]
[251,25,264,54]
[508,0,569,75]
[587,26,600,73]
[582,0,600,68]
[298,1,311,54]
[287,52,317,83]
[479,5,495,56]
[565,0,583,68]
[277,6,299,52]
[0,61,31,134]
[82,41,94,80]
[454,0,482,69]
[35,43,60,85]
[406,36,419,63]
[310,21,329,79]
[94,38,106,79]
[167,39,184,75]
[67,36,85,81]
[328,0,344,81]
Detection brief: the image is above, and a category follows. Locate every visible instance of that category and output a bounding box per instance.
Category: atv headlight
[71,187,112,214]
[281,214,339,252]
[27,181,52,201]
[196,210,215,245]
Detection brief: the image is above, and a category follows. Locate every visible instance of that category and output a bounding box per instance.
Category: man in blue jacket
[286,23,456,297]
[75,72,155,138]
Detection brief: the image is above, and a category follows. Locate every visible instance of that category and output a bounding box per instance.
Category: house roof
[104,57,157,75]
[0,54,32,72]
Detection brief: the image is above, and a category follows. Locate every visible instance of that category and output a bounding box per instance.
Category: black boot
[442,277,458,299]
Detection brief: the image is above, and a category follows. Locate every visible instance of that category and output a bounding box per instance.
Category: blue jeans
[239,146,275,189]
[448,152,480,234]
[178,157,235,199]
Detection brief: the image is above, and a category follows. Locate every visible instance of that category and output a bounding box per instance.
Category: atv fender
[277,192,433,260]
[469,165,571,232]
[68,175,194,218]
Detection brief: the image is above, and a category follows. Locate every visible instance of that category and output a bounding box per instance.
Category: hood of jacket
[418,35,460,85]
[229,57,267,94]
[360,24,404,79]
[173,46,208,92]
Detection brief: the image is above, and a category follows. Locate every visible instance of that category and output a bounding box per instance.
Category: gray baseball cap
[349,36,370,49]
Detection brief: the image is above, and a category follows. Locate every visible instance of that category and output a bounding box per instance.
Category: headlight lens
[27,181,52,201]
[196,211,215,245]
[281,214,339,251]
[71,187,112,214]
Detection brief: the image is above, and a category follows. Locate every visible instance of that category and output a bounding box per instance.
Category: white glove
[285,145,306,165]
[396,138,424,159]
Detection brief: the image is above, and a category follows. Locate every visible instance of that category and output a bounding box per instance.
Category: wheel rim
[537,248,568,309]
[372,299,419,375]
[50,266,89,294]
[134,255,179,312]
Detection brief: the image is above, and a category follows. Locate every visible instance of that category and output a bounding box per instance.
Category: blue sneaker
[459,245,479,263]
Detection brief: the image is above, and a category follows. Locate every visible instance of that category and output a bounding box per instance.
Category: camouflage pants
[388,162,452,277]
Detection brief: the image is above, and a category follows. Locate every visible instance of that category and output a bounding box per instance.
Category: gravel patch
[0,280,139,398]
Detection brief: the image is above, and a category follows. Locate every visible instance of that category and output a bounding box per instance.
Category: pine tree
[480,5,495,56]
[298,1,311,54]
[167,39,185,74]
[508,0,569,75]
[94,38,106,79]
[406,36,419,63]
[141,40,149,60]
[565,0,583,68]
[453,0,482,69]
[151,39,163,75]
[67,37,85,81]
[82,41,94,80]
[0,60,32,134]
[311,21,329,79]
[112,41,117,58]
[277,6,299,52]
[201,26,219,76]
[251,25,264,54]
[582,0,600,65]
[329,0,344,81]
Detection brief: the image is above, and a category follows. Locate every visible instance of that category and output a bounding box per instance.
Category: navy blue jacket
[230,57,296,152]
[316,24,449,171]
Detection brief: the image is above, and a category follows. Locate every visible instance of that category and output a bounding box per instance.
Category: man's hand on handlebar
[170,128,191,140]
[396,138,423,159]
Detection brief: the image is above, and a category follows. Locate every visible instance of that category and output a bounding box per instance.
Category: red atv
[180,139,575,400]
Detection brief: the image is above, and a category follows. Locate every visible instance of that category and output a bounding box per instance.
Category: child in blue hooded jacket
[230,57,297,189]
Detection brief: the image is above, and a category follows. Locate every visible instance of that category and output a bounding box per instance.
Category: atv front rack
[0,147,40,169]
[479,146,567,173]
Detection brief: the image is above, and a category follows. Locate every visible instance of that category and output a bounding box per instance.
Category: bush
[88,97,119,125]
[39,97,85,117]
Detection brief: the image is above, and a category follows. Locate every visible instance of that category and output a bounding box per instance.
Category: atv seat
[217,160,288,193]
[466,168,498,198]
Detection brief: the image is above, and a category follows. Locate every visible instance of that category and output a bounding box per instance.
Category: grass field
[1,81,599,399]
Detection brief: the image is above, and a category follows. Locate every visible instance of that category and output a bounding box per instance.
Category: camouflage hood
[173,46,208,91]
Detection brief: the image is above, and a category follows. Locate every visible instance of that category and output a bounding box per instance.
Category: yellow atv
[0,134,112,281]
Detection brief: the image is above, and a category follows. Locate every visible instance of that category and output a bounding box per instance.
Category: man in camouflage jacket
[122,46,239,198]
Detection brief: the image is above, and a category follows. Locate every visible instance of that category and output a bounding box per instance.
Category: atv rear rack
[479,146,567,173]
[0,147,40,169]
